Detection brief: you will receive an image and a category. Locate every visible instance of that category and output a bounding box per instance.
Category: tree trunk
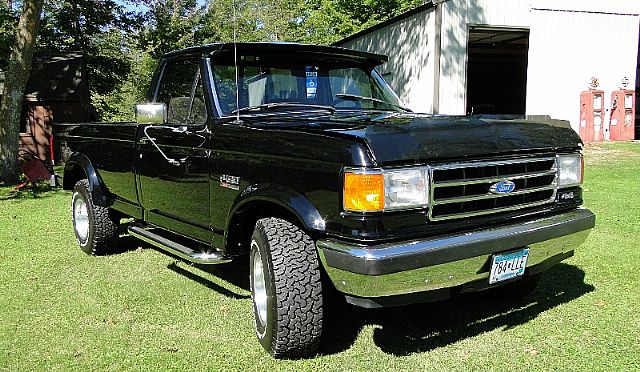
[0,0,44,185]
[71,2,84,51]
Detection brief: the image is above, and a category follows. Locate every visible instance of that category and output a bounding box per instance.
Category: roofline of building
[333,2,437,46]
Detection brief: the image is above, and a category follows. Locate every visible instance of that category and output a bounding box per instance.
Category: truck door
[137,57,212,243]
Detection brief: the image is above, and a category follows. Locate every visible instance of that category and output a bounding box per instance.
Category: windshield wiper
[231,102,336,115]
[334,94,411,112]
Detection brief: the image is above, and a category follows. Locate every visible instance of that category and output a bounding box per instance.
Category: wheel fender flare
[63,152,110,207]
[227,183,326,233]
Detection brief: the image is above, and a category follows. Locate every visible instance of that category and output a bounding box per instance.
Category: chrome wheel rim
[73,194,89,243]
[251,242,268,328]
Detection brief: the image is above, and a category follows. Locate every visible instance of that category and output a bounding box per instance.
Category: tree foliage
[38,0,139,53]
[139,0,206,60]
[0,2,18,63]
[38,0,142,98]
[3,0,425,124]
[0,0,425,181]
[332,0,425,28]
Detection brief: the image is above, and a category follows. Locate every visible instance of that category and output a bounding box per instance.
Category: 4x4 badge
[489,180,516,194]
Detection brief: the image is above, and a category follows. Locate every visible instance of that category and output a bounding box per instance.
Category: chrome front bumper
[317,208,595,300]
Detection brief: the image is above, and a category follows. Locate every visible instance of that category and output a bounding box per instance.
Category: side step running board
[128,225,232,265]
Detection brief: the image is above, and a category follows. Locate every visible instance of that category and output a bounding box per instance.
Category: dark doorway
[466,27,530,116]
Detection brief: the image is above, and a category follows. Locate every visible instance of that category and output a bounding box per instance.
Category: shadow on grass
[113,234,592,357]
[114,235,152,254]
[319,263,593,356]
[168,261,250,300]
[115,233,250,299]
[195,256,251,294]
[0,183,64,201]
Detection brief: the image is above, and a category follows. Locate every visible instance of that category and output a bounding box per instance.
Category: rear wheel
[249,218,323,358]
[71,179,119,255]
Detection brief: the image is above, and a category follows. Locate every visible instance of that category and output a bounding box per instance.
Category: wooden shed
[0,51,97,165]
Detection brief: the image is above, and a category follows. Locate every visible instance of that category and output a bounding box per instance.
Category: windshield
[210,53,409,116]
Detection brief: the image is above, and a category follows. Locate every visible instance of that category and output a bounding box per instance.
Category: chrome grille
[428,156,557,221]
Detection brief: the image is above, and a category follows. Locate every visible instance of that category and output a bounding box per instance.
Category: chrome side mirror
[135,103,167,124]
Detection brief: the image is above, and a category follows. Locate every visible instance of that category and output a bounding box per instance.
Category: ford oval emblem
[490,180,516,194]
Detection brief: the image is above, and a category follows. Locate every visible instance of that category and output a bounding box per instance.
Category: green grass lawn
[1,143,639,371]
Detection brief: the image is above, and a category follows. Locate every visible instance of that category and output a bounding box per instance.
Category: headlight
[384,169,428,210]
[557,154,583,187]
[343,168,429,212]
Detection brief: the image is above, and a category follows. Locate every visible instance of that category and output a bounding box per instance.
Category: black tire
[71,179,119,255]
[249,218,323,358]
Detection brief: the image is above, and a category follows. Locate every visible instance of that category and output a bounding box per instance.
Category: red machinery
[609,85,635,141]
[579,87,605,142]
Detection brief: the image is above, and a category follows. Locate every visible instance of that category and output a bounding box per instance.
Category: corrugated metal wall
[527,7,639,132]
[338,0,640,133]
[341,9,436,112]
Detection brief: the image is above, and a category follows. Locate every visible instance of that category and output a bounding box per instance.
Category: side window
[155,59,207,125]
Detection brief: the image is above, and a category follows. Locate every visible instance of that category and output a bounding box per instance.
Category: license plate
[489,248,529,284]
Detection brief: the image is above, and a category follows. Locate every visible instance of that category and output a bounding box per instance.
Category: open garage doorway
[466,27,530,115]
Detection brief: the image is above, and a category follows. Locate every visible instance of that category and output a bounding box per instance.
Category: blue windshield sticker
[306,66,318,99]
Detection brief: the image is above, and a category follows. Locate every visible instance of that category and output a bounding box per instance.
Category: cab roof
[161,42,388,66]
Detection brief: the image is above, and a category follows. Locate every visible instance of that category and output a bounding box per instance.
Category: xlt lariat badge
[220,174,240,190]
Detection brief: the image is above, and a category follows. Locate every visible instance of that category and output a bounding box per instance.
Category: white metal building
[337,0,640,137]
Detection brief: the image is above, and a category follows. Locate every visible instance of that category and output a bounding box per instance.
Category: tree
[0,0,425,144]
[296,0,359,44]
[296,0,426,44]
[140,0,206,60]
[198,0,301,43]
[37,0,144,120]
[0,0,44,185]
[38,0,141,53]
[334,0,425,28]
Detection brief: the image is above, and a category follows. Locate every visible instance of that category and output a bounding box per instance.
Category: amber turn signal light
[343,172,384,212]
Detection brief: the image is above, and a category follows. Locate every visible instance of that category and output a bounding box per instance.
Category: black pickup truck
[56,42,595,358]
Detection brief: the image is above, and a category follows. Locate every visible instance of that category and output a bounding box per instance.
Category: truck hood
[243,112,583,165]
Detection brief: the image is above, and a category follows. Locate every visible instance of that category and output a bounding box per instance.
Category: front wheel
[249,218,323,358]
[71,179,119,255]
